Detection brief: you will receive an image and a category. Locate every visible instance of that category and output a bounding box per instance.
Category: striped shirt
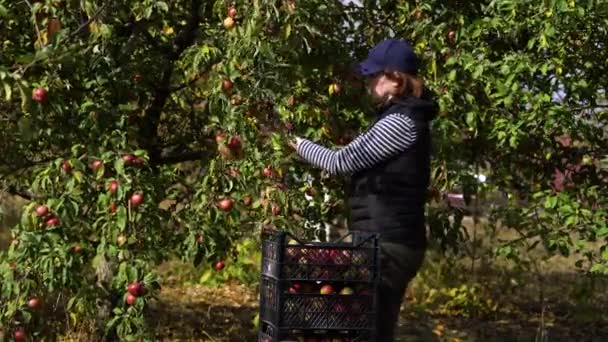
[296,113,418,175]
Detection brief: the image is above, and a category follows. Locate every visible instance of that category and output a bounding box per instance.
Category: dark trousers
[375,241,426,342]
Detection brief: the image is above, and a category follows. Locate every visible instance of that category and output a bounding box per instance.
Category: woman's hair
[383,69,425,98]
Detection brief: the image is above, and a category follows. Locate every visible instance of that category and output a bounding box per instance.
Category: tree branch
[65,2,108,41]
[4,185,35,201]
[140,0,202,158]
[0,155,59,175]
[170,73,207,92]
[152,147,214,166]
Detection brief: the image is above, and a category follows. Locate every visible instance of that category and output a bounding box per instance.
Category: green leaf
[3,82,11,101]
[544,196,558,209]
[114,158,125,177]
[199,269,213,284]
[117,206,127,230]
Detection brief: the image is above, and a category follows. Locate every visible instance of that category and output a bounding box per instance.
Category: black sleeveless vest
[346,95,437,248]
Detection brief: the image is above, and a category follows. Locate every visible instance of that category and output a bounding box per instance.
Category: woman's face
[367,73,398,100]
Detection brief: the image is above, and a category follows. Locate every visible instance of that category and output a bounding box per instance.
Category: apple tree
[0,0,368,340]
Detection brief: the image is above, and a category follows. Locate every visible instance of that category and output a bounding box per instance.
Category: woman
[290,38,438,341]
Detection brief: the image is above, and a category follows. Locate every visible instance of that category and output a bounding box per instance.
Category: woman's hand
[288,137,302,151]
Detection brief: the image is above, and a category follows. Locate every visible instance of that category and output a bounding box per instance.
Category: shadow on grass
[148,300,258,341]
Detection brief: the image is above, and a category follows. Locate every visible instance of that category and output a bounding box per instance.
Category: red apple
[319,284,334,295]
[127,282,142,296]
[448,30,456,43]
[263,167,273,178]
[197,234,205,244]
[329,249,343,264]
[62,160,72,172]
[288,287,297,294]
[133,74,143,83]
[27,297,41,310]
[218,198,234,212]
[13,328,26,342]
[132,156,145,167]
[90,160,103,171]
[228,6,237,18]
[227,135,242,150]
[109,181,119,194]
[129,193,144,207]
[32,87,47,103]
[222,79,233,92]
[214,261,225,271]
[110,202,118,213]
[72,245,83,253]
[122,154,136,164]
[35,205,49,217]
[45,217,60,226]
[126,294,137,305]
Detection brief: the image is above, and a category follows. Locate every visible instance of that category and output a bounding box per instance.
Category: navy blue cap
[356,39,419,76]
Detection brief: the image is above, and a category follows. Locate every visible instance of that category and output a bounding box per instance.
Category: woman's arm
[295,113,417,175]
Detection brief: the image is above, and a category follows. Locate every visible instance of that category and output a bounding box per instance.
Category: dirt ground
[134,280,606,342]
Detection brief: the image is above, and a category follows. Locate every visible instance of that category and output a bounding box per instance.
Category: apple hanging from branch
[27,297,42,310]
[13,328,26,342]
[218,198,234,212]
[62,160,72,173]
[222,79,234,93]
[126,294,137,306]
[35,205,49,217]
[129,192,144,207]
[109,181,119,194]
[32,87,47,103]
[214,261,225,271]
[228,6,237,18]
[223,17,236,30]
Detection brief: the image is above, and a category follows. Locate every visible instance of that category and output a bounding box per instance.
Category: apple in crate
[359,268,370,280]
[286,239,300,261]
[329,249,349,265]
[344,267,357,279]
[333,303,347,313]
[320,284,334,294]
[288,283,302,294]
[339,287,354,295]
[352,251,367,265]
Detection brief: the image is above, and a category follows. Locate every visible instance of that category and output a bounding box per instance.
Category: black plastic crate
[259,230,380,342]
[259,320,373,341]
[261,231,379,283]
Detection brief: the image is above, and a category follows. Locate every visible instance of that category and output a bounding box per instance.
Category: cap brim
[354,59,383,76]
